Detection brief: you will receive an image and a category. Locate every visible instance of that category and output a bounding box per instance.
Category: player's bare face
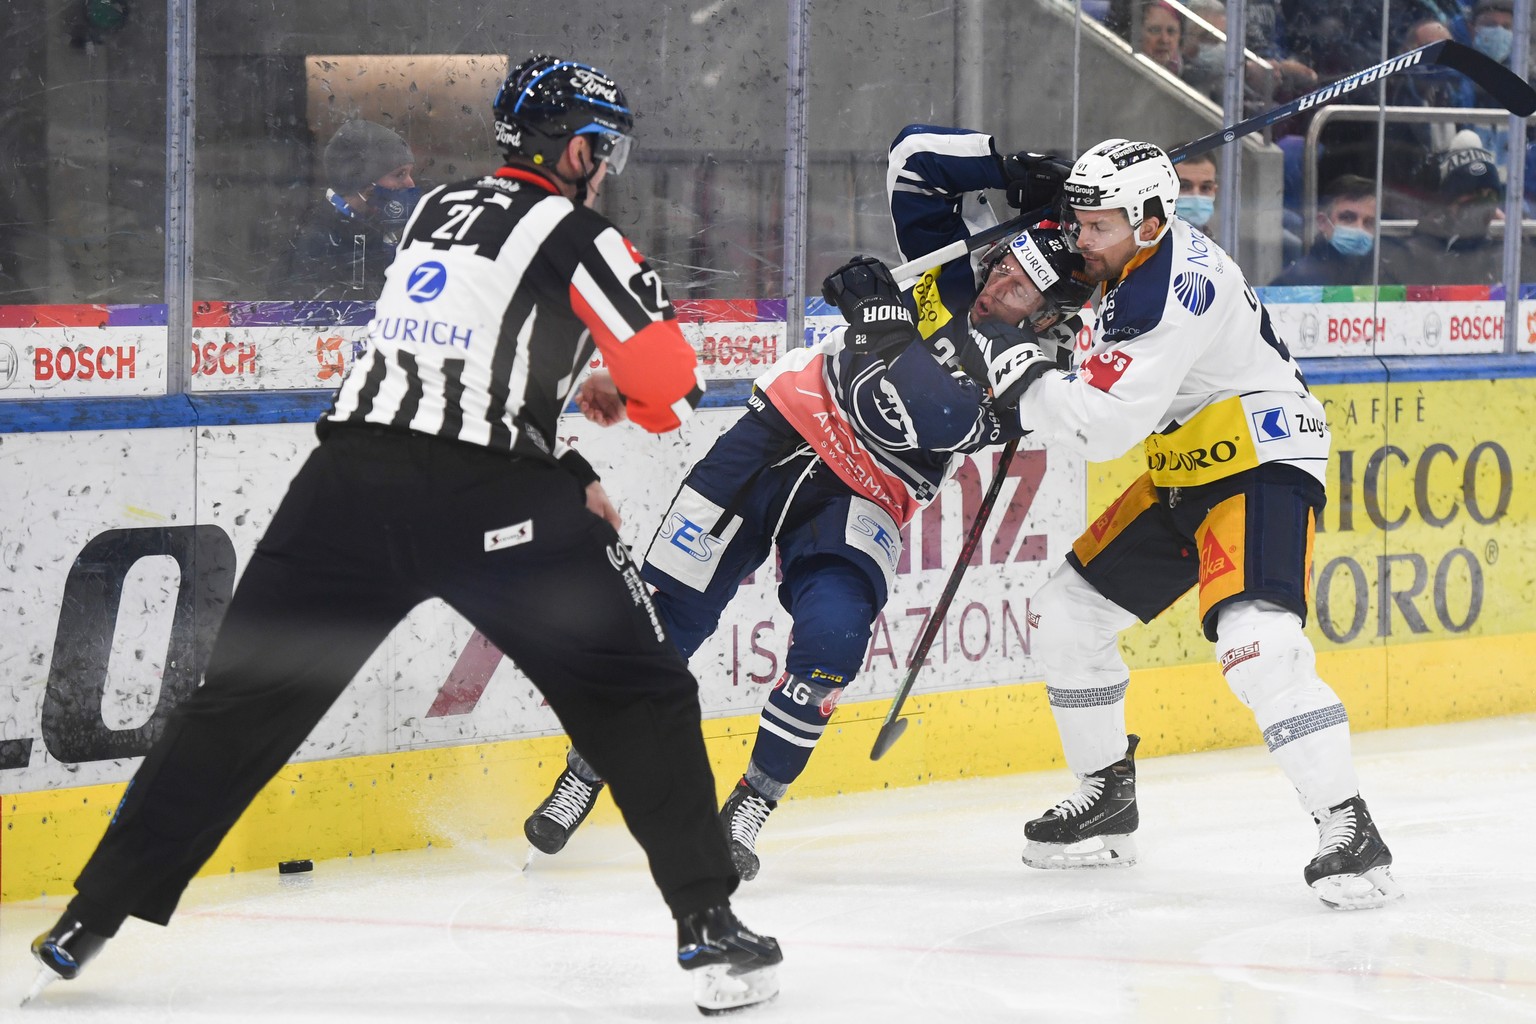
[1071,208,1138,283]
[971,253,1047,326]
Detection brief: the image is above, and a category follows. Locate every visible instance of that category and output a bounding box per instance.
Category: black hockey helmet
[977,224,1094,330]
[493,55,635,174]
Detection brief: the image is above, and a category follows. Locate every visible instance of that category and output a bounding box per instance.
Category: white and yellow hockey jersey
[1017,218,1330,488]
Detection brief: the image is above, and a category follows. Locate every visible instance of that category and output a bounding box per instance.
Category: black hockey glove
[999,151,1074,212]
[958,320,1054,410]
[822,255,920,359]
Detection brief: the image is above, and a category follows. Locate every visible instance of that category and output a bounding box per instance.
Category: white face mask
[1474,24,1514,64]
[1176,194,1215,228]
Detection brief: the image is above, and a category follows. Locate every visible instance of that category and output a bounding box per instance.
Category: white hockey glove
[959,320,1054,409]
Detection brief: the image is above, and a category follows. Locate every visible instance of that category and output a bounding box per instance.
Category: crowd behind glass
[0,0,1530,310]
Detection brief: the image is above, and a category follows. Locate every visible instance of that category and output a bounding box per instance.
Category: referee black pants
[70,425,737,930]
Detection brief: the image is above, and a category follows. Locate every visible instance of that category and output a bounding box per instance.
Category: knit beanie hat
[324,120,413,193]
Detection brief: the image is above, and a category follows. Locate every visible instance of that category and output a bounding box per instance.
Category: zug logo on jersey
[661,513,722,562]
[1252,408,1290,442]
[407,261,448,303]
[1173,272,1216,316]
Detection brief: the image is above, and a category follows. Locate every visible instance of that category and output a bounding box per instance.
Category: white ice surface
[4,714,1534,1023]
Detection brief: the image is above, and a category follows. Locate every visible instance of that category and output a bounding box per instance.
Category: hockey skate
[677,904,782,1015]
[524,767,604,855]
[24,914,108,1004]
[1304,795,1403,910]
[1022,735,1140,869]
[720,777,777,882]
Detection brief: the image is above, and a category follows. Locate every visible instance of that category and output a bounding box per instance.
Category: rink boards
[3,301,1535,902]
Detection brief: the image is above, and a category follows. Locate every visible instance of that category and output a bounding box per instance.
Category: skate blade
[1312,865,1404,910]
[1023,834,1138,870]
[693,963,780,1016]
[20,967,57,1007]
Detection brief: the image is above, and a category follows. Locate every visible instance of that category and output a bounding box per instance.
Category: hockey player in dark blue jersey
[525,127,1090,881]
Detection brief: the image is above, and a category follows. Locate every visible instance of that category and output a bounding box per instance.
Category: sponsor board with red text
[0,328,164,397]
[1264,299,1535,357]
[186,327,370,390]
[0,406,1081,791]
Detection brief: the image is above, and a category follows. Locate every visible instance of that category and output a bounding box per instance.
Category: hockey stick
[890,40,1536,286]
[870,439,1019,761]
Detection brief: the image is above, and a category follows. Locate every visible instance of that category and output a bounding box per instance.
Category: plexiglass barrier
[1,0,1532,396]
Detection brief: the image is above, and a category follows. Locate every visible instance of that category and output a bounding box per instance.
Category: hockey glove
[822,255,920,359]
[999,151,1074,212]
[959,320,1053,410]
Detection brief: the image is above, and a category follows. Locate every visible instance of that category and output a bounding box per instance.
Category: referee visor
[578,126,633,176]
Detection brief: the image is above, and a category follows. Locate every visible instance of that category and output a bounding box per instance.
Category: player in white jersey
[1004,138,1400,909]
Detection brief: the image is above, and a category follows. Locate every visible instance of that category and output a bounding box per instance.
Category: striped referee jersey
[324,166,704,461]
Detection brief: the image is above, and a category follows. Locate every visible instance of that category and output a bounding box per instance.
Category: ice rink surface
[4,714,1534,1023]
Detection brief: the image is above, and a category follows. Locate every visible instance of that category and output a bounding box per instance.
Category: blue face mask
[1474,25,1513,64]
[1176,194,1215,228]
[371,186,424,226]
[1328,224,1374,257]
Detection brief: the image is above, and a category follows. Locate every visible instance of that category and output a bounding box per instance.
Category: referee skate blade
[1022,834,1138,870]
[869,718,909,761]
[693,963,780,1016]
[1311,865,1404,910]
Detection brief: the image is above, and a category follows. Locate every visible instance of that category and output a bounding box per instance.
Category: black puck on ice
[278,859,314,874]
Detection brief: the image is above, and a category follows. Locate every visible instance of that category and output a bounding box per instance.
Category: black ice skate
[677,904,783,1015]
[524,767,604,855]
[24,914,109,1004]
[1022,734,1140,869]
[1304,795,1403,910]
[720,777,777,882]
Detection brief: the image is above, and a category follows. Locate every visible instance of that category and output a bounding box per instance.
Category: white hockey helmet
[1060,138,1179,249]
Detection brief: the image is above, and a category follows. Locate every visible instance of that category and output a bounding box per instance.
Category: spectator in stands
[1174,0,1318,113]
[1270,175,1384,286]
[1138,1,1184,74]
[1466,0,1518,174]
[269,120,421,301]
[1390,18,1477,129]
[1312,17,1469,223]
[1179,0,1228,103]
[1382,141,1532,285]
[1175,151,1219,234]
[1469,0,1515,67]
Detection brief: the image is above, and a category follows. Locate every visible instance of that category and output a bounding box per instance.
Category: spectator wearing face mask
[1270,175,1385,286]
[1464,0,1519,174]
[1175,152,1219,233]
[1469,0,1515,68]
[270,119,423,301]
[1382,141,1535,285]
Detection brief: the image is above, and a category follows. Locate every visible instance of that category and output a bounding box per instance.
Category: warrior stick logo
[1297,50,1426,111]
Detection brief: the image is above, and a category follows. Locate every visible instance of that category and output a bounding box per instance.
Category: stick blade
[1436,40,1536,116]
[869,717,909,761]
